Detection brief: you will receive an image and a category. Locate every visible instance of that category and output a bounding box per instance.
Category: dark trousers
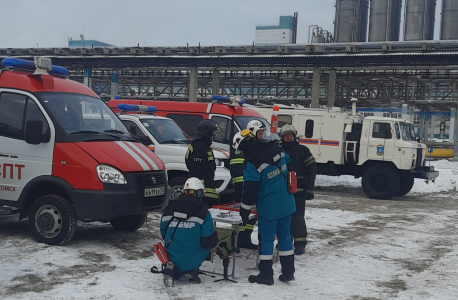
[291,193,307,245]
[164,263,199,280]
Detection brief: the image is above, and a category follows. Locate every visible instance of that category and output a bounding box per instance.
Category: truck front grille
[133,171,167,208]
[135,172,166,188]
[416,148,423,168]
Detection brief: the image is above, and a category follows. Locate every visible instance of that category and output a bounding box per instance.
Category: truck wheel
[362,165,400,200]
[110,213,148,231]
[397,173,415,196]
[28,195,77,245]
[168,177,187,200]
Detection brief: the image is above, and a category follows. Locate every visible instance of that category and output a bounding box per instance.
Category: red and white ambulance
[0,58,167,245]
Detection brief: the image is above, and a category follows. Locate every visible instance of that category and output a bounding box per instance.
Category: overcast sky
[0,0,444,48]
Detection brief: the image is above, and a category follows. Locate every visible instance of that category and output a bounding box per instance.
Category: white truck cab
[117,113,232,200]
[252,101,439,200]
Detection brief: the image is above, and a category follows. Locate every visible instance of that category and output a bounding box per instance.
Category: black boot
[184,269,201,284]
[294,241,307,255]
[248,260,274,285]
[279,255,295,283]
[163,262,177,287]
[279,274,295,282]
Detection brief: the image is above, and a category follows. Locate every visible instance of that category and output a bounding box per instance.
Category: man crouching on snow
[160,177,218,287]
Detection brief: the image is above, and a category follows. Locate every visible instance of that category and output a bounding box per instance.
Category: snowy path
[1,160,457,299]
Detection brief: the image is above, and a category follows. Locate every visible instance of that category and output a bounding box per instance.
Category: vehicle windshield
[234,116,280,141]
[38,92,135,142]
[141,118,190,144]
[399,122,415,141]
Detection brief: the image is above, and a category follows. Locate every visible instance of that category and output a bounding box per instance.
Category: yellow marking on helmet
[240,129,254,138]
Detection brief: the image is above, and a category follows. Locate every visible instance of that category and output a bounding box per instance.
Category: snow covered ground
[1,160,457,300]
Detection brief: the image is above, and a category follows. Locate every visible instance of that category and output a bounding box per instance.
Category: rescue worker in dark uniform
[185,120,220,209]
[279,124,317,255]
[229,151,245,203]
[229,134,257,250]
[161,177,218,287]
[233,129,296,285]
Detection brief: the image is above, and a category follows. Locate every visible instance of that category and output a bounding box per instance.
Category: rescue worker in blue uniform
[185,120,220,209]
[161,177,218,287]
[233,129,296,285]
[279,124,317,255]
[229,120,267,250]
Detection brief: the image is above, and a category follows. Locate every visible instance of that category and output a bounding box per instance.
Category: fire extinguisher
[288,171,297,194]
[271,105,279,134]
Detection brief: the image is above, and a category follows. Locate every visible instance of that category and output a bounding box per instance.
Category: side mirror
[25,120,43,145]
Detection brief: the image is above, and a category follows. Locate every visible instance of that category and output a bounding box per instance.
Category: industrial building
[255,13,298,45]
[68,38,113,48]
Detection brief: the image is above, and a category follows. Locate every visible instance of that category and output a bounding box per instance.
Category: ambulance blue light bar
[1,58,69,76]
[116,103,158,113]
[212,95,231,102]
[211,95,245,106]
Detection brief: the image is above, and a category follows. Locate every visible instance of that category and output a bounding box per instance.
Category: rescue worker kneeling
[160,178,218,287]
[233,130,296,285]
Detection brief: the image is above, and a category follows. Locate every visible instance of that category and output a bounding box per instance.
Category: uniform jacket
[229,153,245,202]
[282,140,317,193]
[185,138,217,198]
[241,141,296,220]
[160,194,218,271]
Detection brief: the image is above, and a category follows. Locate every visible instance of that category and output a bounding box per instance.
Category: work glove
[304,191,314,200]
[240,207,250,225]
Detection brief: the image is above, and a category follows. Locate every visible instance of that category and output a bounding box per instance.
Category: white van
[118,113,233,200]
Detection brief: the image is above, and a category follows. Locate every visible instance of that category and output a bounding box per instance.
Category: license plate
[144,187,165,197]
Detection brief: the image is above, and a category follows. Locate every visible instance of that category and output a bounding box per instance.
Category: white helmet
[184,177,205,199]
[247,120,266,138]
[232,130,255,152]
[279,124,297,138]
